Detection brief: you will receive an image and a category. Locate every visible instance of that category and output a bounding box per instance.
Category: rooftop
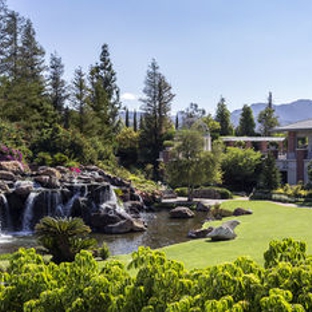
[273,119,312,132]
[222,136,285,142]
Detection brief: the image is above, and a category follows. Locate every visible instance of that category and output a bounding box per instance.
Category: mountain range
[230,99,312,127]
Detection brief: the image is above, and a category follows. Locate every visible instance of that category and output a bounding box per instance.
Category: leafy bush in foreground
[1,238,312,311]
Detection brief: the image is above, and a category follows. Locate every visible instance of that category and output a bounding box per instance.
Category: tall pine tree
[236,104,256,136]
[215,97,233,136]
[139,59,175,176]
[71,66,93,135]
[88,43,122,143]
[257,92,279,136]
[125,108,130,127]
[47,52,68,118]
[0,14,55,129]
[133,109,137,132]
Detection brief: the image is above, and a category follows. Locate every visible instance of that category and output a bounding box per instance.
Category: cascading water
[99,185,124,212]
[0,193,12,231]
[46,190,63,217]
[22,192,39,232]
[0,220,13,242]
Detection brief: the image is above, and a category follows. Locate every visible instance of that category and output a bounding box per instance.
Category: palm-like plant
[35,216,98,264]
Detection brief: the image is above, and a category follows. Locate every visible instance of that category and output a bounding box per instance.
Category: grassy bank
[115,200,312,270]
[162,200,312,269]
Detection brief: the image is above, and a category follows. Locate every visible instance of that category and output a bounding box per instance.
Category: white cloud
[121,92,137,101]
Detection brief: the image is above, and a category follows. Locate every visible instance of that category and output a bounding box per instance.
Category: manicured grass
[160,200,312,270]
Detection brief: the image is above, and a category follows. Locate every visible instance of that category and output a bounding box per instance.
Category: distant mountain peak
[231,99,312,127]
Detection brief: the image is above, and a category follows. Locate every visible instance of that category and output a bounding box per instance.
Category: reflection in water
[94,210,207,255]
[0,210,208,256]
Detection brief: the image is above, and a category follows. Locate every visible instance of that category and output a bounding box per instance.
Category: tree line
[0,0,281,191]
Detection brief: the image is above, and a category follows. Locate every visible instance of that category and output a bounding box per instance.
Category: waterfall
[22,192,39,232]
[63,191,80,217]
[0,220,12,242]
[41,190,63,217]
[0,193,12,231]
[101,186,124,211]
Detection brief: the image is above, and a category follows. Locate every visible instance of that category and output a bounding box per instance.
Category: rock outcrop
[233,207,253,216]
[206,220,240,241]
[188,226,214,238]
[0,162,152,234]
[169,206,195,218]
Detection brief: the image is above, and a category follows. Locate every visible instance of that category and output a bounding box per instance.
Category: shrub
[0,145,23,162]
[52,152,69,166]
[174,187,188,197]
[97,242,110,260]
[34,152,53,166]
[174,186,233,199]
[2,239,312,311]
[35,216,97,264]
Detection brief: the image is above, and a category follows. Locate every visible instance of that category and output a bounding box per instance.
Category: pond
[0,209,208,256]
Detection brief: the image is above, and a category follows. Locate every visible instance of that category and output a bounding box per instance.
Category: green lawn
[115,200,312,270]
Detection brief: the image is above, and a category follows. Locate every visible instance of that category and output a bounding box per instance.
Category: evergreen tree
[258,152,281,191]
[1,16,55,129]
[88,43,122,143]
[88,65,108,138]
[71,66,90,134]
[139,59,175,174]
[175,113,179,130]
[125,108,130,127]
[133,109,137,132]
[139,113,144,130]
[0,5,27,80]
[215,97,233,136]
[236,104,256,136]
[47,52,68,117]
[257,92,279,136]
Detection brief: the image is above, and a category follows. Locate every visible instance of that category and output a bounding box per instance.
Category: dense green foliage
[236,104,256,136]
[166,130,222,200]
[258,152,281,191]
[2,238,312,311]
[174,186,233,199]
[221,147,262,192]
[0,2,123,167]
[139,59,175,179]
[214,97,234,136]
[257,93,279,136]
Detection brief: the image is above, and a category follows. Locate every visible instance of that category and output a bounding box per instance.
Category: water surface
[0,210,207,256]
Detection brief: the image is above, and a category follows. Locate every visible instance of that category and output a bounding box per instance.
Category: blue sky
[6,0,312,114]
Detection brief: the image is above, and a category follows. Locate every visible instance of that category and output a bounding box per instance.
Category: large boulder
[169,206,195,218]
[34,175,60,188]
[206,220,240,241]
[233,207,253,216]
[0,170,17,182]
[14,181,34,196]
[0,181,10,192]
[124,200,145,217]
[196,201,211,212]
[103,218,146,234]
[37,167,61,179]
[0,161,25,174]
[188,226,214,238]
[89,206,147,233]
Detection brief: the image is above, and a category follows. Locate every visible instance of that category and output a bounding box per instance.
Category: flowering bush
[69,167,81,174]
[0,144,23,162]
